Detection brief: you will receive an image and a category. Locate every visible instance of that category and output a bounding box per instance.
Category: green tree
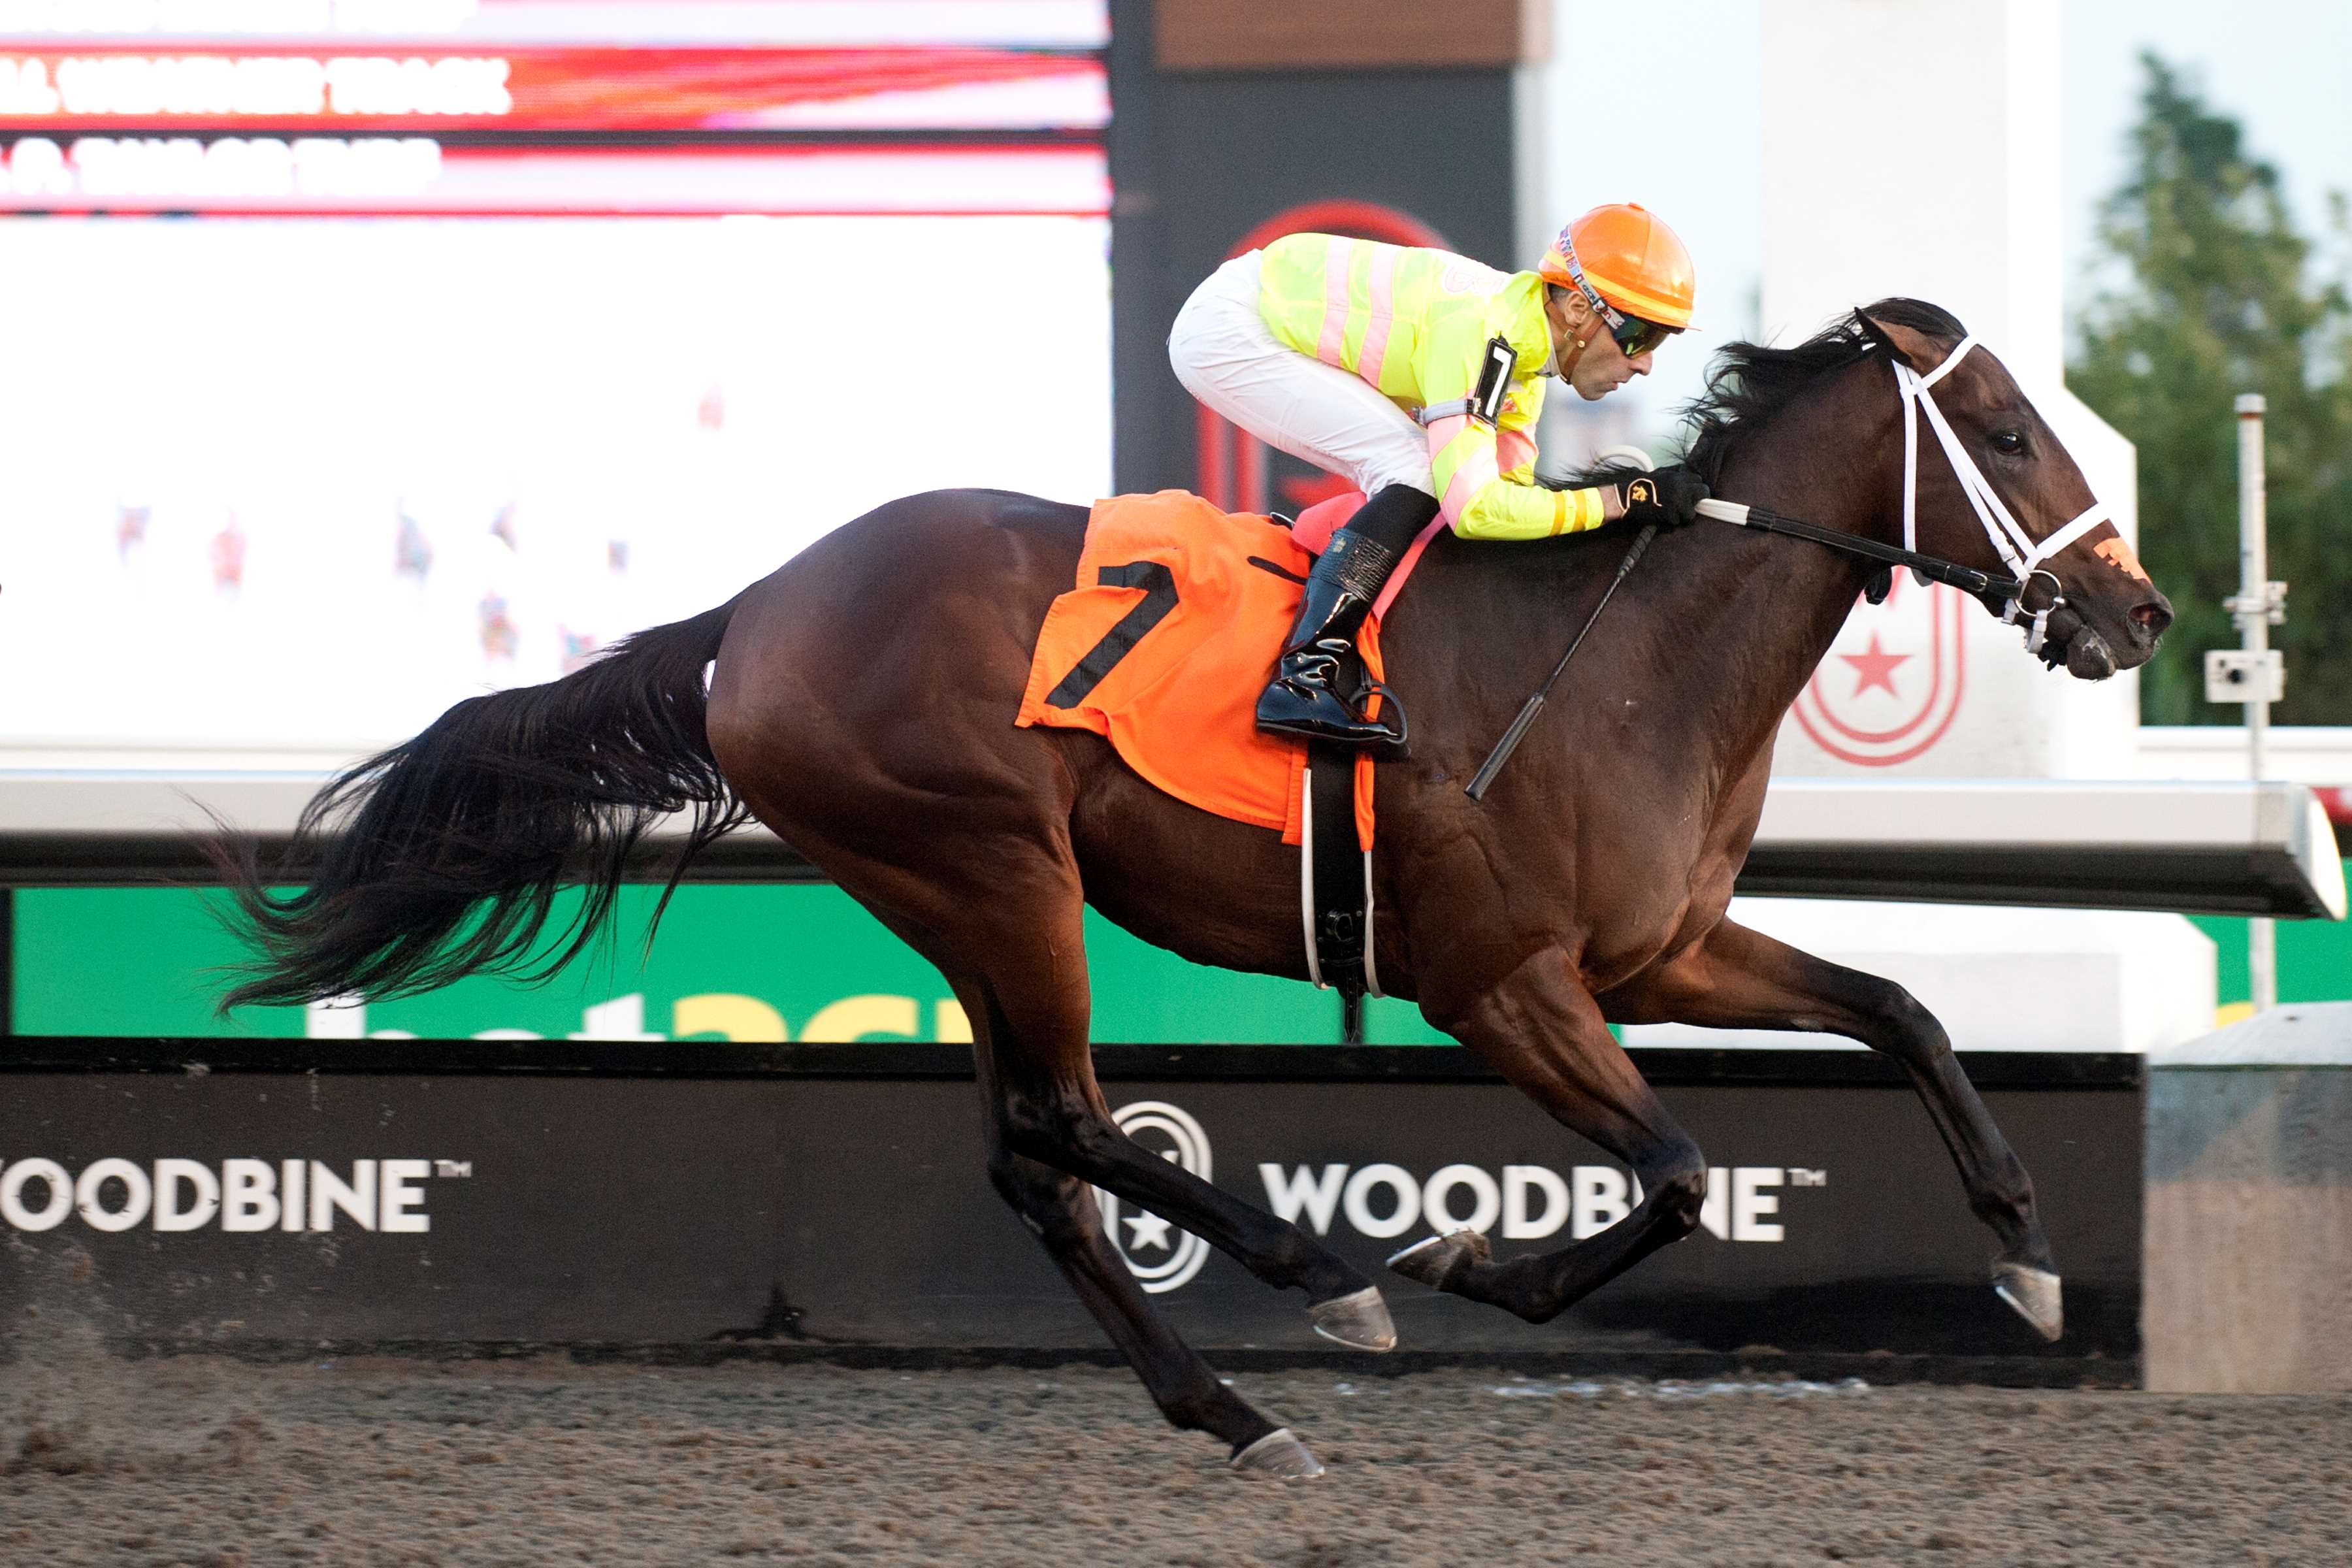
[2070,54,2352,724]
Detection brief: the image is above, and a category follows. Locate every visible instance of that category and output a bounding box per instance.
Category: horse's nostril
[2131,600,2172,639]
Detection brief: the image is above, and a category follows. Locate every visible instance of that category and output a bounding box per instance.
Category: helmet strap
[1544,289,1590,382]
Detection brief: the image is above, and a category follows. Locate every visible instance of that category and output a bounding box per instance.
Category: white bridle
[1897,334,2112,654]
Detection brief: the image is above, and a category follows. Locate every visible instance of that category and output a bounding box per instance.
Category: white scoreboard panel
[0,0,1111,763]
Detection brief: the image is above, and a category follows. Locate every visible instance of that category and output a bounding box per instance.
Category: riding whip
[1464,521,1658,802]
[1691,498,2016,598]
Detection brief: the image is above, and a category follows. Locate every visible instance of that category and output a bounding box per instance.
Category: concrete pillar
[1759,0,2139,779]
[2144,1004,2352,1392]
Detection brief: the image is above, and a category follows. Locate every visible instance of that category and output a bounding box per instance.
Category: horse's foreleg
[1603,917,2060,1339]
[1391,947,1708,1324]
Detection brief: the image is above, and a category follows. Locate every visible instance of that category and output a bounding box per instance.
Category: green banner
[2190,902,2352,1023]
[17,881,2352,1043]
[8,886,1450,1045]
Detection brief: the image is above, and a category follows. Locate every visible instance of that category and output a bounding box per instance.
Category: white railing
[1,770,2342,919]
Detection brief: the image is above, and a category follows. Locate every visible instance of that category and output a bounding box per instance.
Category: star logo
[1122,1209,1174,1252]
[1838,632,1908,698]
[1792,578,1967,767]
[1094,1102,1213,1294]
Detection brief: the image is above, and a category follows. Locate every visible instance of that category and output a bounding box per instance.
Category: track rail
[0,771,2341,917]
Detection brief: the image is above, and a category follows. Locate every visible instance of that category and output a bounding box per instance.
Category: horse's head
[1857,302,2172,679]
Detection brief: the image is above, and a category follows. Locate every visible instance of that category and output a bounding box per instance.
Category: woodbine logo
[1257,1160,1815,1245]
[1100,1100,1825,1296]
[0,1156,457,1234]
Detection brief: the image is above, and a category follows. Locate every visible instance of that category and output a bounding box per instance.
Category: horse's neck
[1408,517,1865,808]
[1641,509,1871,781]
[1642,387,1909,777]
[1406,385,1901,797]
[1529,419,1887,789]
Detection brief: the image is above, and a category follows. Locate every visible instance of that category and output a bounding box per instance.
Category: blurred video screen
[0,0,1111,757]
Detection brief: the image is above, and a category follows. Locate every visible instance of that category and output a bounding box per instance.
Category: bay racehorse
[218,301,2171,1478]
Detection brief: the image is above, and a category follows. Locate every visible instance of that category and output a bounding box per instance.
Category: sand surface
[4,1342,2347,1568]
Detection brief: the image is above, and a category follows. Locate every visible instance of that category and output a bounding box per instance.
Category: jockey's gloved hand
[1618,466,1710,528]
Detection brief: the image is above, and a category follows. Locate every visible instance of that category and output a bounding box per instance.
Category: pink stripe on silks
[1495,425,1535,476]
[1422,412,1470,449]
[1315,238,1352,366]
[1421,413,1494,534]
[1356,247,1397,389]
[1437,465,1481,534]
[1431,444,1499,575]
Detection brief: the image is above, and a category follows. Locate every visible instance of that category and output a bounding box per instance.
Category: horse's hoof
[1387,1228,1490,1292]
[1230,1428,1323,1481]
[1307,1284,1396,1352]
[1992,1261,2064,1342]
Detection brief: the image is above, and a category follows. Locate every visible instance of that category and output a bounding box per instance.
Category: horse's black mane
[1552,297,1965,493]
[1679,298,1966,486]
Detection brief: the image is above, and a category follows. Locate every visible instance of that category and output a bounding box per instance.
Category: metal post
[2236,393,2277,1013]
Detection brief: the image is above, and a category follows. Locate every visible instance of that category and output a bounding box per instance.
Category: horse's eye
[1991,429,2026,457]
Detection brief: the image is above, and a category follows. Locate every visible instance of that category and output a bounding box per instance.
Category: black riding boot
[1256,485,1438,754]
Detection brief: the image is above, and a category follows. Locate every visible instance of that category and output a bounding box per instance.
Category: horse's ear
[1855,308,1946,373]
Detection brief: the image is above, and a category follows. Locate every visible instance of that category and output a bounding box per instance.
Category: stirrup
[1352,678,1410,753]
[1257,678,1410,758]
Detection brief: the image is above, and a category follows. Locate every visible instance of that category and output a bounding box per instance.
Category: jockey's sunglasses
[1603,310,1677,361]
[1561,248,1678,360]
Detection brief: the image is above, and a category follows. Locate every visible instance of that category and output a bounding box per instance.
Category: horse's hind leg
[787,835,1387,1464]
[1390,947,1711,1323]
[1604,917,2061,1339]
[942,872,1391,1353]
[969,1030,1317,1478]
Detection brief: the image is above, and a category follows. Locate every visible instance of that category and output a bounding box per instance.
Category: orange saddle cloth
[1016,490,1376,849]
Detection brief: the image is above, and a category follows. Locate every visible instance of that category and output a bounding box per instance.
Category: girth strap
[1299,745,1380,998]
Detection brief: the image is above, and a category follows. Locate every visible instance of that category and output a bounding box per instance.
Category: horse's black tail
[214,598,747,1013]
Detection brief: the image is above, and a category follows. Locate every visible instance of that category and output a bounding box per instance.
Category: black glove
[1618,466,1710,528]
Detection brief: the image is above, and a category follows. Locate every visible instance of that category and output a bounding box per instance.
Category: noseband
[1895,334,2111,654]
[1475,331,2118,801]
[1698,333,2114,657]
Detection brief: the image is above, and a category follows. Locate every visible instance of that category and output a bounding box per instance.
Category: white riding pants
[1167,251,1435,500]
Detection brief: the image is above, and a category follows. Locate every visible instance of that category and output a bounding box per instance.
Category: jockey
[1168,203,1711,752]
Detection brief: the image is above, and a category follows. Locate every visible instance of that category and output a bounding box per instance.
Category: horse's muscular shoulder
[1658,751,1775,958]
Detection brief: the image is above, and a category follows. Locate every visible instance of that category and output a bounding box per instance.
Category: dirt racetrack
[5,1339,2348,1568]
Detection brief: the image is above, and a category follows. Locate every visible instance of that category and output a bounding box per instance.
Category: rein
[1693,498,2019,598]
[1463,522,1658,801]
[1705,333,2114,653]
[1465,330,2114,803]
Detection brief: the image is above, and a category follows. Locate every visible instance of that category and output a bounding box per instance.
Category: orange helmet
[1538,203,1696,340]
